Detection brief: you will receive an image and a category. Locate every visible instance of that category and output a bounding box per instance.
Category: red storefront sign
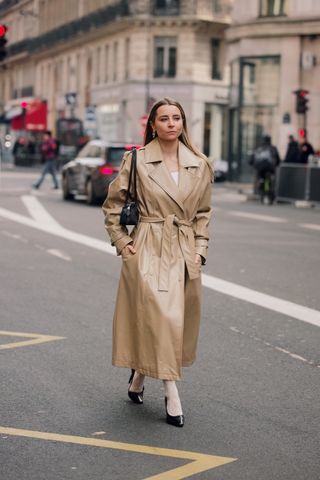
[11,100,47,131]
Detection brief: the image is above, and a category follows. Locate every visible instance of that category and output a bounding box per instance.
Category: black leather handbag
[120,148,139,226]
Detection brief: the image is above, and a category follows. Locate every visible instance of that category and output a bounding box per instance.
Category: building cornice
[6,0,130,60]
[226,16,320,42]
[5,8,229,63]
[0,0,31,15]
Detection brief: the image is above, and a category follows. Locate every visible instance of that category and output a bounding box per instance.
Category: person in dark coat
[284,135,300,163]
[299,138,314,164]
[249,135,280,197]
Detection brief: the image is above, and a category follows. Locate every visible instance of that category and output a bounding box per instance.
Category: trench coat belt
[140,215,200,292]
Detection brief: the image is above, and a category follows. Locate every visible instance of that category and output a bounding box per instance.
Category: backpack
[253,146,276,172]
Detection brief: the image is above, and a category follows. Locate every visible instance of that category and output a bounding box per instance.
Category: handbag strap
[125,147,137,203]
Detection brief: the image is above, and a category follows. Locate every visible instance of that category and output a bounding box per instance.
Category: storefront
[8,100,48,132]
[203,103,228,166]
[5,99,48,166]
[228,56,281,181]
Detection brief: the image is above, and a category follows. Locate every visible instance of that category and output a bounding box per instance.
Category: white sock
[163,380,183,416]
[129,371,145,392]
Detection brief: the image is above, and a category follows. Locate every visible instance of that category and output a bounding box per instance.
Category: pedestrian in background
[33,130,59,189]
[249,134,280,195]
[299,137,314,164]
[102,98,213,427]
[284,135,300,163]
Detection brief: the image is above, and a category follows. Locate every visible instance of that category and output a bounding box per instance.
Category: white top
[170,171,179,185]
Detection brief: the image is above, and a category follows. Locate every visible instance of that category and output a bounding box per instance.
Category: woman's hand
[121,244,136,258]
[195,254,202,266]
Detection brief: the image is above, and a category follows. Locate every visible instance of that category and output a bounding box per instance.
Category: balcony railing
[0,0,20,14]
[196,0,232,21]
[152,0,180,16]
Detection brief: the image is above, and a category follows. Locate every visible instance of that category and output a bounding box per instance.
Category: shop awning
[5,106,23,120]
[9,100,47,131]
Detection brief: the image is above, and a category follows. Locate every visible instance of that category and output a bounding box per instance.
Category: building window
[40,65,45,95]
[76,53,81,92]
[124,38,130,80]
[104,45,109,83]
[154,37,177,78]
[113,41,118,82]
[211,39,221,80]
[228,56,281,182]
[21,85,34,97]
[13,88,19,99]
[153,0,179,16]
[260,0,287,17]
[96,47,101,84]
[66,57,71,91]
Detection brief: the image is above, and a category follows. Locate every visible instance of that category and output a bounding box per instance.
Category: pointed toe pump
[165,397,184,427]
[128,369,144,404]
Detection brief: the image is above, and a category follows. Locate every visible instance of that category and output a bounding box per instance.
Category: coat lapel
[178,142,201,202]
[145,139,185,212]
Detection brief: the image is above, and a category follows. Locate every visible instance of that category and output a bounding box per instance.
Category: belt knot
[140,215,199,291]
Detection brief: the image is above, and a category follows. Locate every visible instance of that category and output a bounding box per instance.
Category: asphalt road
[0,168,319,480]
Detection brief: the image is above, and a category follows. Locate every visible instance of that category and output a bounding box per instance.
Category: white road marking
[229,327,319,367]
[47,249,71,261]
[21,195,62,230]
[300,223,320,232]
[0,205,115,256]
[0,197,319,328]
[2,230,28,243]
[228,210,287,223]
[203,275,320,328]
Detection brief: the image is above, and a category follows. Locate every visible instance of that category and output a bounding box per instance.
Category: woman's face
[152,105,183,142]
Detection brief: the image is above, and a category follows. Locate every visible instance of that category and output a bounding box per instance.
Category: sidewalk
[219,181,253,195]
[215,181,320,209]
[0,162,43,173]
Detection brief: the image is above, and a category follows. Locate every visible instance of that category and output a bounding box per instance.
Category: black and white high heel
[128,369,144,404]
[165,397,184,427]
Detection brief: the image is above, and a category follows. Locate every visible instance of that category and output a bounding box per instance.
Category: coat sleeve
[193,163,213,264]
[102,152,133,255]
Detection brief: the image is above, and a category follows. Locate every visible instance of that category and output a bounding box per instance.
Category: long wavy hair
[144,98,206,160]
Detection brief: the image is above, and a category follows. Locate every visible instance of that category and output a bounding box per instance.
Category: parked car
[61,140,140,204]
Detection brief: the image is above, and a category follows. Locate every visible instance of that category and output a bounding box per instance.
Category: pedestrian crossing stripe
[0,426,236,479]
[0,330,65,350]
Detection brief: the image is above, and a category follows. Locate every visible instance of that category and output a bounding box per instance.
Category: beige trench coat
[102,138,212,380]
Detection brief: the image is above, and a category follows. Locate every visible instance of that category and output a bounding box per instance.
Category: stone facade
[0,0,232,161]
[226,0,320,180]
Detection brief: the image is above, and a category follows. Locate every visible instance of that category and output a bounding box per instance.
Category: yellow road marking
[0,426,236,479]
[0,330,65,350]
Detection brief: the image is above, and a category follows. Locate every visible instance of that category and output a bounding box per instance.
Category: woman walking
[102,98,213,427]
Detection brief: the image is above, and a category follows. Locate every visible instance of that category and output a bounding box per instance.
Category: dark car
[61,140,140,204]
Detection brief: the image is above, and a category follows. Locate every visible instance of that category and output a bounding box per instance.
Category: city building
[226,0,320,181]
[0,0,232,165]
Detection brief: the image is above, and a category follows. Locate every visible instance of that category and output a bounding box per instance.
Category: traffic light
[294,89,309,114]
[298,128,306,139]
[0,24,8,62]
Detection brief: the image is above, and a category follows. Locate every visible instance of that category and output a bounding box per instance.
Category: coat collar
[144,138,200,167]
[143,139,201,210]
